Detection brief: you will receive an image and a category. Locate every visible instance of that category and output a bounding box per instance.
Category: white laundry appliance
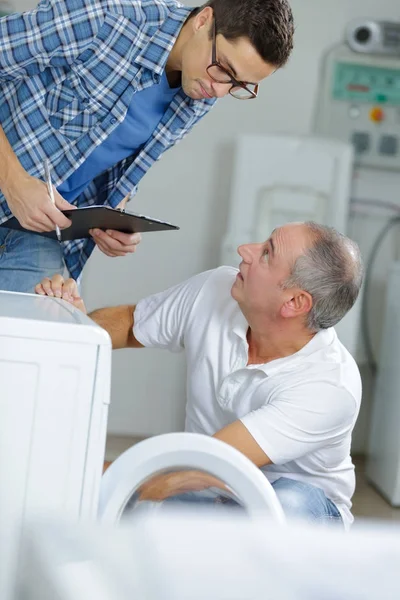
[366,261,400,505]
[313,20,400,482]
[16,432,287,600]
[16,512,400,600]
[220,133,360,356]
[0,291,111,600]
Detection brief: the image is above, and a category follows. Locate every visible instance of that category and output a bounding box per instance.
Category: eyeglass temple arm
[212,18,217,63]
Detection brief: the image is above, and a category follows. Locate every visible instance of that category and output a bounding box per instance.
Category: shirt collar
[133,5,193,81]
[231,305,336,376]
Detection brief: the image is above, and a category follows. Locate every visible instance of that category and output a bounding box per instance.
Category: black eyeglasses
[206,19,259,100]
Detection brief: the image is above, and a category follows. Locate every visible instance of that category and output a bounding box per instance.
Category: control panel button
[349,105,360,119]
[379,135,398,156]
[351,132,370,154]
[369,107,385,122]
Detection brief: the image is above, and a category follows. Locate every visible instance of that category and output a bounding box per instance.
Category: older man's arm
[35,273,143,349]
[138,421,271,501]
[213,420,272,467]
[89,305,143,349]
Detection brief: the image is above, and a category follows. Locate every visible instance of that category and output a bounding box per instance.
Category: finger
[49,273,65,298]
[62,278,80,300]
[40,277,55,297]
[91,229,140,253]
[35,283,46,295]
[35,208,60,229]
[90,229,124,251]
[105,230,142,246]
[54,192,77,211]
[96,240,128,257]
[97,241,138,254]
[24,212,58,233]
[46,203,73,229]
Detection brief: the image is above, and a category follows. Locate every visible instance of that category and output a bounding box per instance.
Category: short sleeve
[240,382,357,465]
[133,270,214,352]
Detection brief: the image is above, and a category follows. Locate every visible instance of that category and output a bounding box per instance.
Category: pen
[44,159,62,242]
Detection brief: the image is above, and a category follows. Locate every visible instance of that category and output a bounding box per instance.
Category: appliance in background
[366,261,400,506]
[346,19,400,56]
[0,291,111,600]
[314,20,400,482]
[220,133,359,356]
[315,32,400,173]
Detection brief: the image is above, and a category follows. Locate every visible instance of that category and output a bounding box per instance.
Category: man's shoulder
[117,0,189,22]
[184,266,238,297]
[200,266,239,293]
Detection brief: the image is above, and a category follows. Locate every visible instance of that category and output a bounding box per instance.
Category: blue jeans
[163,477,343,526]
[271,477,343,525]
[0,228,64,293]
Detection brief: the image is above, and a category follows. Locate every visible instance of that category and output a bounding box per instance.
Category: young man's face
[231,224,311,320]
[180,8,276,100]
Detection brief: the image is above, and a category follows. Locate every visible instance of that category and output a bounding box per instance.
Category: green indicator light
[376,94,387,103]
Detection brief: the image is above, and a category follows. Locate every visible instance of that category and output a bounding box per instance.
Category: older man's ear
[281,290,313,320]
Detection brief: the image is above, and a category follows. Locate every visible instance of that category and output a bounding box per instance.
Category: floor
[106,435,400,522]
[352,455,400,521]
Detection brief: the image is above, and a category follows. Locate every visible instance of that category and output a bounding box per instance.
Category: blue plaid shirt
[0,0,216,279]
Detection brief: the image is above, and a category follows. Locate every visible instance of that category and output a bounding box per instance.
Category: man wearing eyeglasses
[0,0,294,292]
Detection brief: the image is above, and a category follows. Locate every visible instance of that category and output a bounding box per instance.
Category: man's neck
[246,323,316,366]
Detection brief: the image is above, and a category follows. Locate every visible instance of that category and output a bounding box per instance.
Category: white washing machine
[366,262,400,505]
[0,291,111,600]
[16,432,287,600]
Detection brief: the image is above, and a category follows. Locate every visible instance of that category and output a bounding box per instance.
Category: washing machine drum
[98,433,285,524]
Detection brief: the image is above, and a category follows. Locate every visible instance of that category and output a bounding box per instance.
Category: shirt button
[110,118,117,124]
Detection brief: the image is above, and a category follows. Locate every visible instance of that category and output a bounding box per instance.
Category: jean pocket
[5,230,64,271]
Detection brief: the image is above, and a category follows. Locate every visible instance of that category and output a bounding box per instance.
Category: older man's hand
[35,274,87,314]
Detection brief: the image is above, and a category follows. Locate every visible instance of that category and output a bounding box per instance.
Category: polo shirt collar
[231,305,336,376]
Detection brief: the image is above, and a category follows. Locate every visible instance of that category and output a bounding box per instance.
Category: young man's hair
[192,0,294,68]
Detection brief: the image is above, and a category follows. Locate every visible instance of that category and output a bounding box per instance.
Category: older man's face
[231,223,310,319]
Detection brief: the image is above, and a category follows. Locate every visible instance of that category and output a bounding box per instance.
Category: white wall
[80,0,400,442]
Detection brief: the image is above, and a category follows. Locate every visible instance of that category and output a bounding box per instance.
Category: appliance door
[98,433,285,523]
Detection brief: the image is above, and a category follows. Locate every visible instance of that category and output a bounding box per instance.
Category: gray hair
[282,222,363,332]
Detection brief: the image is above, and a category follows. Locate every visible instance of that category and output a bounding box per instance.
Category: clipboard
[1,206,179,241]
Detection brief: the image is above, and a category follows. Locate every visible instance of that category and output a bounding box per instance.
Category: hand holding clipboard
[1,205,179,241]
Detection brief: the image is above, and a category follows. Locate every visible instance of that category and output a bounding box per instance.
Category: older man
[36,221,363,527]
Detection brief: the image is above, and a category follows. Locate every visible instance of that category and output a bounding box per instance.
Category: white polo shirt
[133,267,362,528]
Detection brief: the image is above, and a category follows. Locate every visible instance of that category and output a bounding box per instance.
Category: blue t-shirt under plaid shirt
[0,0,216,279]
[58,70,179,202]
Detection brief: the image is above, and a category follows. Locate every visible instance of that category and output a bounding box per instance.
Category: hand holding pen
[44,159,63,242]
[3,162,75,233]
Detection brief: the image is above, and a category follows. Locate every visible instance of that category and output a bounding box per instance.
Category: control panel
[314,45,400,171]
